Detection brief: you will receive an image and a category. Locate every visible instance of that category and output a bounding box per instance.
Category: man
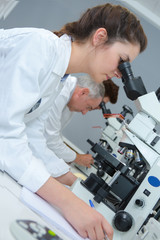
[44,75,119,168]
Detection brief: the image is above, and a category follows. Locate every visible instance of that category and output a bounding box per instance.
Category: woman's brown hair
[103,79,119,104]
[54,3,147,53]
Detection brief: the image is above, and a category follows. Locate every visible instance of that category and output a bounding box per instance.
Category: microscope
[75,98,133,178]
[98,102,133,160]
[71,62,160,239]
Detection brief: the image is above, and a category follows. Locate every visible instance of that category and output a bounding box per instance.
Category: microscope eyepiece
[99,101,111,115]
[118,62,134,81]
[118,61,147,100]
[99,101,105,109]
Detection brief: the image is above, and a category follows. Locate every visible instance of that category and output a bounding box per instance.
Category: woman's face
[88,41,140,83]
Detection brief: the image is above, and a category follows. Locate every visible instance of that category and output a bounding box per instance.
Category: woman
[0,3,147,240]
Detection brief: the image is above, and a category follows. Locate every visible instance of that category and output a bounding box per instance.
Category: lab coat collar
[53,34,72,79]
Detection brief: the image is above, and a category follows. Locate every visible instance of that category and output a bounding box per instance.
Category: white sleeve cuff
[18,157,51,192]
[62,149,76,163]
[45,158,70,177]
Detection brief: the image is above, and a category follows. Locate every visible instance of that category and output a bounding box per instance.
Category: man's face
[67,88,103,115]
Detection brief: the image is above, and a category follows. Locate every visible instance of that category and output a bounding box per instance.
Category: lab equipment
[71,62,160,240]
[10,219,63,240]
[75,103,133,177]
[98,103,133,160]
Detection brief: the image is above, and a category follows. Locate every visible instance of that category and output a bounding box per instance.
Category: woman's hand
[63,197,113,240]
[37,177,113,240]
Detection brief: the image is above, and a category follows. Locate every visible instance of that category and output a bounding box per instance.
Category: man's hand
[74,153,94,168]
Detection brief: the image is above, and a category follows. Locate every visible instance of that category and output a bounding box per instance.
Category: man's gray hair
[76,74,105,98]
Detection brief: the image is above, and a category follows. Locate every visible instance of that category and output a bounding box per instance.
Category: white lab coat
[44,76,77,163]
[0,28,72,192]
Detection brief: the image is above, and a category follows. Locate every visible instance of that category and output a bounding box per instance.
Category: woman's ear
[92,28,108,46]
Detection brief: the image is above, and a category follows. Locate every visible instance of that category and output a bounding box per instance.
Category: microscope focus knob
[113,211,133,232]
[96,163,105,177]
[97,169,105,177]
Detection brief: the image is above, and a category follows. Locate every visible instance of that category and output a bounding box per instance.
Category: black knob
[97,169,105,177]
[135,199,144,207]
[97,164,105,177]
[113,211,133,232]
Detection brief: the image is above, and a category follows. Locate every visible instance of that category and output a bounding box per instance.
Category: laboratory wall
[1,0,160,153]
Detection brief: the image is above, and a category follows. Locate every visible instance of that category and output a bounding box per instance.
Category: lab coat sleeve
[45,105,77,163]
[0,31,60,192]
[25,110,70,177]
